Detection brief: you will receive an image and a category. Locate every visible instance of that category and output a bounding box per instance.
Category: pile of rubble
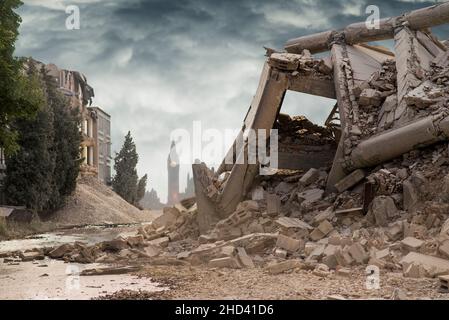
[4,137,449,283]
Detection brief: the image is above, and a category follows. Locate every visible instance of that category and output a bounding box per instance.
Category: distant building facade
[140,188,164,210]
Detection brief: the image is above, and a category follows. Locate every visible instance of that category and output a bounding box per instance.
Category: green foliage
[4,63,82,212]
[4,85,55,211]
[0,0,44,155]
[136,174,148,204]
[112,131,141,205]
[42,67,83,210]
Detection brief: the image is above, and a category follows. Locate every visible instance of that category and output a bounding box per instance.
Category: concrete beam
[285,2,449,54]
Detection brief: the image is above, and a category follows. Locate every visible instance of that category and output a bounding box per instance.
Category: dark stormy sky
[15,0,448,202]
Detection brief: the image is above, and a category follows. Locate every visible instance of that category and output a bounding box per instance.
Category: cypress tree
[41,66,83,211]
[112,131,139,204]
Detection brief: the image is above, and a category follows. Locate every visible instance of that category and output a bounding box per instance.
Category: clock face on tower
[169,160,178,167]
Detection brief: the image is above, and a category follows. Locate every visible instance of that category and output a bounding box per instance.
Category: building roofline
[88,106,111,117]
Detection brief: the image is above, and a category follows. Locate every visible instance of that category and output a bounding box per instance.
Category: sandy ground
[0,260,168,300]
[48,177,159,226]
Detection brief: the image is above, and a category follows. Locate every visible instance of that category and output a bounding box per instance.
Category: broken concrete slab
[297,188,324,206]
[438,241,449,259]
[266,194,281,216]
[149,237,170,248]
[276,234,303,252]
[310,220,333,241]
[152,206,181,229]
[80,266,140,276]
[348,243,369,264]
[401,237,424,252]
[359,88,383,106]
[209,257,241,269]
[20,250,45,262]
[370,196,398,227]
[236,247,255,268]
[299,168,320,186]
[403,180,419,212]
[334,169,365,193]
[48,244,73,259]
[401,252,449,278]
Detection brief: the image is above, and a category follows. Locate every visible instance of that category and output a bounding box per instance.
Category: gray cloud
[15,0,447,202]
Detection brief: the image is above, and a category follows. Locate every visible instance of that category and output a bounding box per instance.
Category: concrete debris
[334,169,365,193]
[401,252,449,278]
[276,234,303,253]
[80,266,140,276]
[209,257,241,269]
[8,6,449,287]
[401,237,424,252]
[266,194,281,216]
[265,259,303,275]
[369,196,398,227]
[299,168,320,186]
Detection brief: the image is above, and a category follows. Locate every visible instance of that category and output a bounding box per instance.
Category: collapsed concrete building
[192,2,449,233]
[8,4,449,291]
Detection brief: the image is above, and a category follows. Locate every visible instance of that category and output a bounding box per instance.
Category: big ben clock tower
[167,140,180,205]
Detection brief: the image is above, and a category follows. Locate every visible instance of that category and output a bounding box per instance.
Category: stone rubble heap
[4,122,449,282]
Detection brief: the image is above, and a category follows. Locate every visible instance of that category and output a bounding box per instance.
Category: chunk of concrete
[348,243,368,264]
[20,250,45,262]
[317,220,333,235]
[265,259,303,275]
[275,217,313,230]
[48,244,73,259]
[370,196,398,227]
[297,189,324,206]
[401,237,424,252]
[299,168,320,186]
[334,169,365,193]
[209,257,241,269]
[266,194,281,216]
[438,241,449,259]
[386,221,403,241]
[359,88,382,106]
[401,252,449,278]
[275,182,295,194]
[149,236,170,248]
[403,180,419,212]
[152,207,180,229]
[310,220,333,241]
[276,234,303,253]
[236,247,255,268]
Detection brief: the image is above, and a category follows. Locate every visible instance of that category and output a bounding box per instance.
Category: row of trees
[1,0,82,213]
